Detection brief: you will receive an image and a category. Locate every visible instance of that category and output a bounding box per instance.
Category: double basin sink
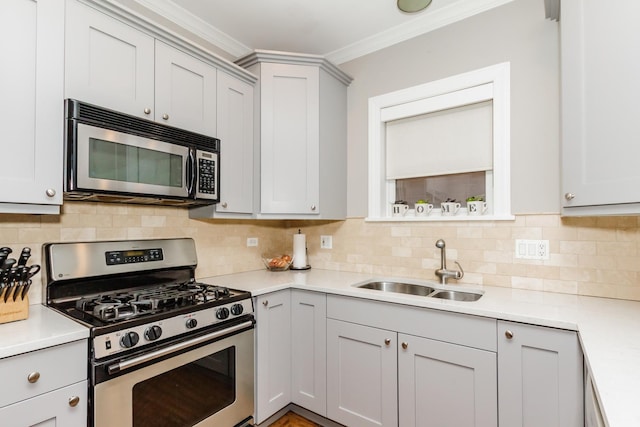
[355,281,483,302]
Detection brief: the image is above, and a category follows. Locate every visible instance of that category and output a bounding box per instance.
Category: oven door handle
[107,320,253,375]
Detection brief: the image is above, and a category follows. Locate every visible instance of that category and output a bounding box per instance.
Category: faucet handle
[453,261,464,280]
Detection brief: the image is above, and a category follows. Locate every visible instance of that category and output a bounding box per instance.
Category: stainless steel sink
[357,281,435,297]
[355,280,483,301]
[430,290,483,302]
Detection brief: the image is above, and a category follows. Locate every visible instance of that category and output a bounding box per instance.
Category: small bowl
[262,254,293,271]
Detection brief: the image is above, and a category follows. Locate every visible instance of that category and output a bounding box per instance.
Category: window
[367,62,513,220]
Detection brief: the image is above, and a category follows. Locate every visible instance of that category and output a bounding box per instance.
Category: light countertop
[201,268,640,427]
[0,304,89,359]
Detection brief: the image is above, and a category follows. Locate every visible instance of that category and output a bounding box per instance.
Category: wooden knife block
[0,296,29,324]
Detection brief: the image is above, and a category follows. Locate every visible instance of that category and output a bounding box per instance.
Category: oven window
[132,347,236,427]
[89,138,183,187]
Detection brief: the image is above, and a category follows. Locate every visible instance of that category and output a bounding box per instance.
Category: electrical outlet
[246,237,258,247]
[515,239,549,260]
[320,235,333,249]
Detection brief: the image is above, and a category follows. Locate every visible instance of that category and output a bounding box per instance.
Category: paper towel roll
[292,233,307,268]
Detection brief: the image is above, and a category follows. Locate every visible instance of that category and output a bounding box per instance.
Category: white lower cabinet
[291,290,327,416]
[326,319,398,427]
[0,381,87,427]
[326,295,497,427]
[497,320,584,427]
[0,339,88,427]
[255,290,292,424]
[398,333,497,427]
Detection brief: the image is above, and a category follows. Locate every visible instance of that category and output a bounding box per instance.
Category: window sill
[365,214,516,222]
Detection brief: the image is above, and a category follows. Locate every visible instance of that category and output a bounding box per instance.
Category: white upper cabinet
[65,0,218,136]
[154,41,217,136]
[0,0,65,213]
[65,0,155,120]
[561,0,640,215]
[190,72,255,218]
[259,62,320,215]
[236,51,352,219]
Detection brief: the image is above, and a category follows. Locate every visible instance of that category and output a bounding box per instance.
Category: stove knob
[186,318,198,329]
[216,307,230,320]
[120,331,140,348]
[144,325,162,341]
[230,304,244,316]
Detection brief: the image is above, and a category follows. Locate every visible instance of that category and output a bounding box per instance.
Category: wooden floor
[268,411,321,427]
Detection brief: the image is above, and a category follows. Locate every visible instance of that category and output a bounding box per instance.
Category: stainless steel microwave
[64,99,219,207]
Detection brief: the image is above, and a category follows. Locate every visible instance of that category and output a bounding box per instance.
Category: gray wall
[340,0,560,217]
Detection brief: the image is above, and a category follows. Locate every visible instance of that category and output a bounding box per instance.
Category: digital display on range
[105,248,164,265]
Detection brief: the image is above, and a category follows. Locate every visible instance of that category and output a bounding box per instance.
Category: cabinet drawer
[0,340,87,408]
[0,380,87,427]
[327,295,497,351]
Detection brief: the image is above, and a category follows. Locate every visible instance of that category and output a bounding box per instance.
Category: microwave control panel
[196,150,218,199]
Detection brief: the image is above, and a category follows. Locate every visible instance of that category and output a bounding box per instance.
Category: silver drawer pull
[69,396,80,407]
[27,372,40,383]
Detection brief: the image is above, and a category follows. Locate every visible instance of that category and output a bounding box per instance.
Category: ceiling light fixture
[397,0,432,13]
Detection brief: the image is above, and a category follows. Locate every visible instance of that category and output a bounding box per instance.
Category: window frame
[367,62,514,221]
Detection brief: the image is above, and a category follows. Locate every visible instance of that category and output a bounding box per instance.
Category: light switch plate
[320,235,333,249]
[247,237,258,247]
[515,239,549,260]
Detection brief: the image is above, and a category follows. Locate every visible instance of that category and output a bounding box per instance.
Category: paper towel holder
[290,229,312,270]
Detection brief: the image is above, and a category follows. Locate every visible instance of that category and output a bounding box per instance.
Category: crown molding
[134,0,515,64]
[327,0,515,64]
[134,0,252,57]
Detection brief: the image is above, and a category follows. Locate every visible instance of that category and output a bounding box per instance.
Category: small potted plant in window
[466,196,487,216]
[392,200,409,217]
[440,198,461,216]
[414,199,433,216]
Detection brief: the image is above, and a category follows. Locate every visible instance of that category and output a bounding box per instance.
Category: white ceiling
[133,0,514,64]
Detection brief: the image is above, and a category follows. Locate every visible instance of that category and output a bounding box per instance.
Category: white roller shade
[385,100,493,179]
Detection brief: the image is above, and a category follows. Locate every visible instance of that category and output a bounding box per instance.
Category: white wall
[340,0,560,217]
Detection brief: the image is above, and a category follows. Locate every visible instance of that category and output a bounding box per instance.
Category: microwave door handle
[186,149,195,196]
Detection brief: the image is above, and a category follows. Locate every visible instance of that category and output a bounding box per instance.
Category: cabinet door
[398,333,497,427]
[327,319,398,427]
[155,41,217,136]
[561,0,640,210]
[216,72,254,214]
[498,321,583,427]
[260,63,320,215]
[0,0,64,211]
[0,380,87,427]
[291,290,326,416]
[65,0,155,119]
[255,290,291,424]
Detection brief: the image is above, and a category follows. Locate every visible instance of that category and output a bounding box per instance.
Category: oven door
[74,123,192,198]
[93,323,254,427]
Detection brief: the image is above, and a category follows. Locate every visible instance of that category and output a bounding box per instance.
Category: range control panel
[105,248,164,265]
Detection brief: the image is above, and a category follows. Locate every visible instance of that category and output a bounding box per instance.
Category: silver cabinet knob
[384,338,391,346]
[45,188,56,197]
[505,330,514,340]
[262,300,268,306]
[27,372,41,383]
[162,114,169,120]
[311,205,317,211]
[143,108,151,115]
[221,202,228,208]
[401,342,408,350]
[564,193,575,201]
[68,396,80,407]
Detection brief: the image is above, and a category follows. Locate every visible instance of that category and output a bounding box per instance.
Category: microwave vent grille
[67,99,219,152]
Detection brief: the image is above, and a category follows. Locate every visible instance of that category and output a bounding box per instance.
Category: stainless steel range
[44,238,254,427]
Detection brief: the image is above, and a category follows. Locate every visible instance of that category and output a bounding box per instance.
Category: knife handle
[17,247,31,267]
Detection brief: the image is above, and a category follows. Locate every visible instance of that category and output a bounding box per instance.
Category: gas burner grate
[73,281,235,322]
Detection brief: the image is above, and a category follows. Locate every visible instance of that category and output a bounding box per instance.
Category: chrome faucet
[434,239,464,284]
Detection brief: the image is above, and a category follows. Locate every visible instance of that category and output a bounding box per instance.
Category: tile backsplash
[1,202,639,304]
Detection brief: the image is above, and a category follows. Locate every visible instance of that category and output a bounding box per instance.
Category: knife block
[0,296,29,324]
